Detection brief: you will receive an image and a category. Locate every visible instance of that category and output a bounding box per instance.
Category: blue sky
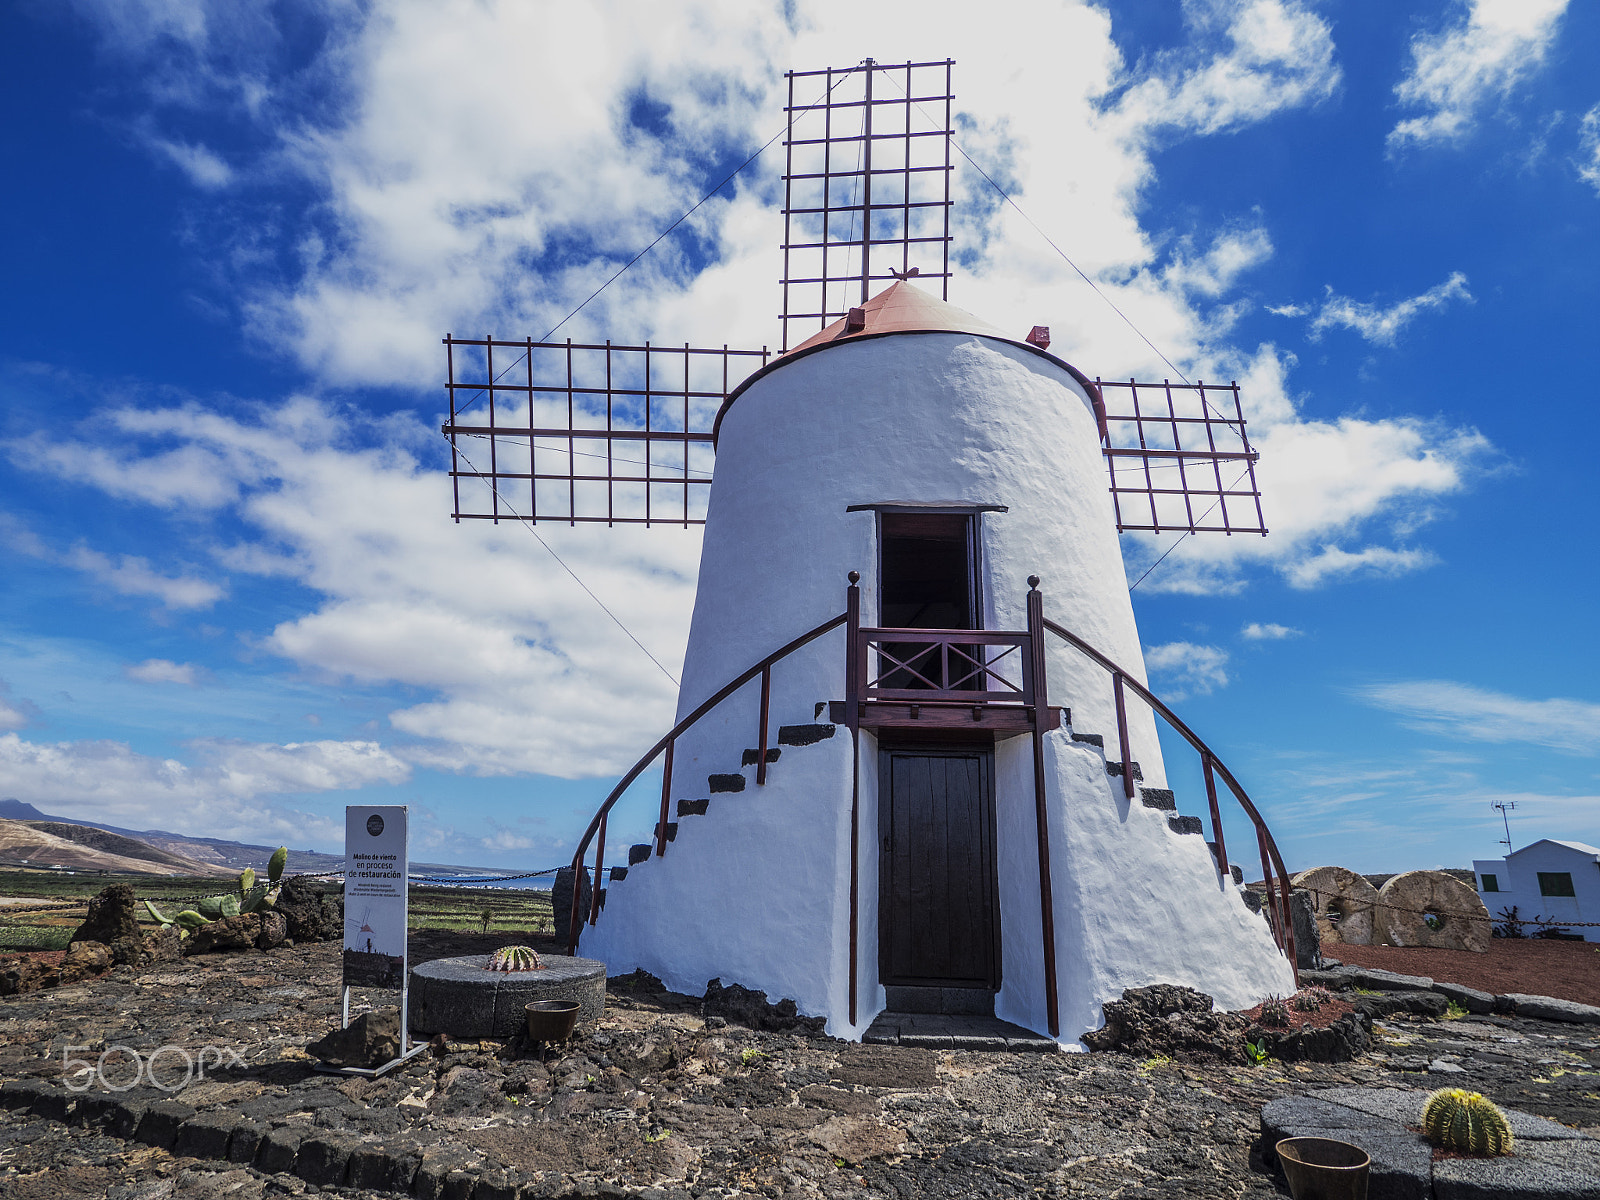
[1,0,1595,873]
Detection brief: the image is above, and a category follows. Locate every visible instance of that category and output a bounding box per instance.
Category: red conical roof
[785,280,1010,354]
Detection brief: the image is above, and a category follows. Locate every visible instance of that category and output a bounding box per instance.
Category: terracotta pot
[525,999,581,1042]
[1276,1137,1369,1200]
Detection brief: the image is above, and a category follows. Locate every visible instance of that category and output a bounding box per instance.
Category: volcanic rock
[274,877,343,942]
[305,1006,401,1068]
[702,977,826,1034]
[70,883,143,965]
[1080,984,1249,1061]
[186,914,262,955]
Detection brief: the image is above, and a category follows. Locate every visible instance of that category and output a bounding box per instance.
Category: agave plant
[145,846,289,939]
[1421,1088,1514,1156]
[484,945,542,972]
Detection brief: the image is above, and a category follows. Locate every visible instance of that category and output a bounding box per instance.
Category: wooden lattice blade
[442,338,768,527]
[1097,379,1267,536]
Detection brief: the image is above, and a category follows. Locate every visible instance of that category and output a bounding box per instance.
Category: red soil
[1330,939,1600,1008]
[1238,992,1356,1031]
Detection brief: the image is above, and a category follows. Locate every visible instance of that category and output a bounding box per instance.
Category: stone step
[1106,761,1143,781]
[779,723,836,746]
[1167,815,1203,835]
[1139,787,1175,811]
[708,773,745,793]
[1070,732,1104,749]
[741,747,781,766]
[628,844,653,866]
[653,822,678,844]
[677,798,709,817]
[862,1012,1057,1052]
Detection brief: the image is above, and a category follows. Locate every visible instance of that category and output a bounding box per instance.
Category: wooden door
[879,748,999,988]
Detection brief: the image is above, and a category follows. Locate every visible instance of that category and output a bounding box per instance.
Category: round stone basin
[409,953,605,1039]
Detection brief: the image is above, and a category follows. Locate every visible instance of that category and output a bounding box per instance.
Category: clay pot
[525,1000,580,1042]
[1276,1137,1369,1200]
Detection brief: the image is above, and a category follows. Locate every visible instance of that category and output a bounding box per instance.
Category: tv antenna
[1492,800,1517,853]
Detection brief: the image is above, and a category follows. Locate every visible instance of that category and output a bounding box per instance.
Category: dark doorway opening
[878,746,1000,994]
[879,512,980,690]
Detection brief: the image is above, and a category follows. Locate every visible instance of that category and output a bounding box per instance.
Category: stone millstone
[1376,870,1491,952]
[307,1006,400,1068]
[1291,866,1379,946]
[408,954,605,1039]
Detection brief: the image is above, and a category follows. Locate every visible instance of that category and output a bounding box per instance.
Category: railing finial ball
[848,570,860,584]
[1028,574,1041,590]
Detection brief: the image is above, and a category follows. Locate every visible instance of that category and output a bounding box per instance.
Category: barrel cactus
[485,945,542,972]
[1421,1088,1514,1156]
[1258,994,1291,1028]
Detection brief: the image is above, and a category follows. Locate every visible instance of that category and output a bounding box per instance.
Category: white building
[577,282,1296,1046]
[1473,839,1600,942]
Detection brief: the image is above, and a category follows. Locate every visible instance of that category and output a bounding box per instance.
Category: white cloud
[0,681,36,733]
[1307,272,1473,345]
[1357,680,1600,755]
[2,512,228,612]
[63,544,225,610]
[1389,0,1570,150]
[1143,641,1229,698]
[125,659,202,685]
[1577,104,1600,195]
[1241,622,1300,640]
[1282,545,1439,589]
[0,732,403,843]
[1106,0,1340,143]
[1127,349,1491,594]
[149,137,233,189]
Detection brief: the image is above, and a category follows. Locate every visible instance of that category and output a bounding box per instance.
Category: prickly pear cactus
[485,945,542,972]
[1422,1088,1514,1156]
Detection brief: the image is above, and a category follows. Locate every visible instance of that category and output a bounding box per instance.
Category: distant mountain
[0,800,48,822]
[0,798,516,880]
[0,818,231,876]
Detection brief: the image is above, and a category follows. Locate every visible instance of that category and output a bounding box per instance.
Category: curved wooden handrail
[1042,617,1299,981]
[566,611,848,952]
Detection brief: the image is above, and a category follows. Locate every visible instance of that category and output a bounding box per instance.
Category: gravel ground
[0,933,1596,1199]
[1331,939,1600,1007]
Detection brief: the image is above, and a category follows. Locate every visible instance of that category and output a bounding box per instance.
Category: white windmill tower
[442,60,1297,1045]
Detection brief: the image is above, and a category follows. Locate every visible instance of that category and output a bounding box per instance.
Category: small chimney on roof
[1026,326,1051,349]
[845,307,867,333]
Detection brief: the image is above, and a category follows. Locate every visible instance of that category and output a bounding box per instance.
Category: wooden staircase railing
[565,611,848,953]
[565,573,1299,1035]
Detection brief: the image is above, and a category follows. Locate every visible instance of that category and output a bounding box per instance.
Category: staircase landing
[863,1011,1058,1052]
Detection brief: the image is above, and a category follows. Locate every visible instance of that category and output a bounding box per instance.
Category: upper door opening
[879,512,978,630]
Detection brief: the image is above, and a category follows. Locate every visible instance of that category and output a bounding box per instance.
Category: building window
[1537,872,1576,898]
[1480,874,1499,893]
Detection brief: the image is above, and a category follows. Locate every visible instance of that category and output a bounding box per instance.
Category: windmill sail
[780,59,955,351]
[1097,379,1266,535]
[442,338,768,526]
[440,60,1267,540]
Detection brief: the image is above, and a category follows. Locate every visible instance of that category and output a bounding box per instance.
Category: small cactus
[485,945,542,972]
[1421,1088,1514,1156]
[1292,986,1332,1012]
[1258,994,1291,1028]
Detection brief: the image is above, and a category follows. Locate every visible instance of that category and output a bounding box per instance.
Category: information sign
[343,805,409,989]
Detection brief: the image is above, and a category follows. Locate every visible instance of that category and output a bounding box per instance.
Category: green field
[0,871,555,952]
